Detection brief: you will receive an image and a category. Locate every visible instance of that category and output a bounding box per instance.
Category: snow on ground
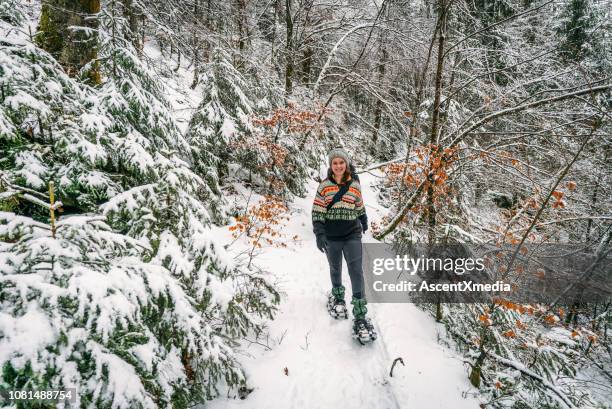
[203,169,483,409]
[143,41,202,135]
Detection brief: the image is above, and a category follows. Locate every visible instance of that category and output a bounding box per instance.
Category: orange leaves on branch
[369,218,389,237]
[502,330,516,338]
[251,102,330,133]
[557,307,565,319]
[566,181,577,190]
[404,172,417,186]
[544,315,559,325]
[527,198,538,209]
[229,195,292,249]
[383,144,459,213]
[552,200,566,209]
[479,313,492,326]
[551,190,566,209]
[379,143,464,232]
[494,298,533,315]
[245,103,332,191]
[423,145,458,197]
[384,162,408,181]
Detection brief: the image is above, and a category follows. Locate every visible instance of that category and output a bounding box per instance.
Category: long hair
[327,165,352,185]
[339,168,352,184]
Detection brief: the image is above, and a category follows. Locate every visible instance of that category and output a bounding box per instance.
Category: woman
[312,147,376,343]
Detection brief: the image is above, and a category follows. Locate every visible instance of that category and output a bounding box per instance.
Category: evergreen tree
[555,0,611,73]
[556,0,595,62]
[187,46,254,187]
[1,2,107,218]
[1,1,279,407]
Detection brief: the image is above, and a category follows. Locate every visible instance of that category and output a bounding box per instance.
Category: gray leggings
[326,238,364,299]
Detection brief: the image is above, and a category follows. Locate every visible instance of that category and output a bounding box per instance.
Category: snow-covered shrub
[1,211,194,408]
[434,301,607,408]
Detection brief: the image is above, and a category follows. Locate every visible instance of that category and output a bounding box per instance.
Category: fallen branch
[389,357,405,377]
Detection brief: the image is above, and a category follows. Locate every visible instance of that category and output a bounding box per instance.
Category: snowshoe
[327,285,348,319]
[327,293,349,319]
[352,317,377,345]
[351,296,376,344]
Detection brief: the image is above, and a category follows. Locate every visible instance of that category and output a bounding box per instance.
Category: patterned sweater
[312,172,368,241]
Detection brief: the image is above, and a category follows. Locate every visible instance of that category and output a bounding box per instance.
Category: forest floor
[201,170,484,409]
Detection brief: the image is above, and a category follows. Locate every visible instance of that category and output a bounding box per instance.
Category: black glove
[316,235,327,253]
[358,214,368,234]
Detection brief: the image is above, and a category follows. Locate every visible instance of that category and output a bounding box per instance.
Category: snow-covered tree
[187,47,253,190]
[1,1,279,407]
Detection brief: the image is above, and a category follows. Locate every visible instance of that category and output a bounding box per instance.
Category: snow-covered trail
[206,169,482,409]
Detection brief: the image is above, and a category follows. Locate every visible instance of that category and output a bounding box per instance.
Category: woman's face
[331,157,346,177]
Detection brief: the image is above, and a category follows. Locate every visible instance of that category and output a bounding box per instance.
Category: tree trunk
[371,47,387,148]
[191,0,201,89]
[37,0,101,83]
[302,45,313,84]
[284,0,294,97]
[234,0,247,67]
[427,0,448,245]
[586,149,607,240]
[300,1,314,85]
[396,15,440,212]
[270,0,280,64]
[123,0,141,54]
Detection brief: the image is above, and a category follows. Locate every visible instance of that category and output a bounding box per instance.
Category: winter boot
[327,285,348,319]
[351,296,377,344]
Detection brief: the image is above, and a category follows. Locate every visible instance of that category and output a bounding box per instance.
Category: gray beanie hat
[328,147,350,167]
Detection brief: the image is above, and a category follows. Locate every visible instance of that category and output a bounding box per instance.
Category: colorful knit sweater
[312,169,368,240]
